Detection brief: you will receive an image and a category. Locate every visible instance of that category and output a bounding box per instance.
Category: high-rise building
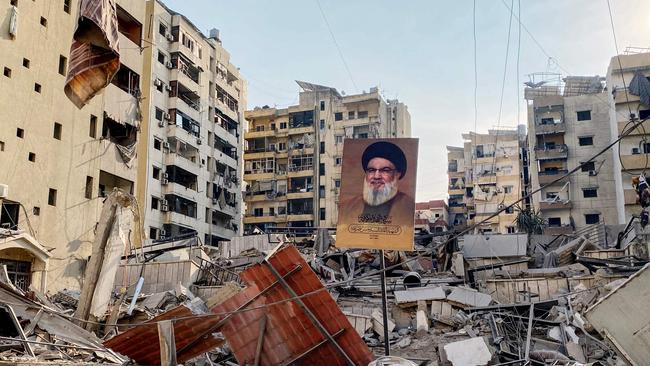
[243,82,410,233]
[607,53,650,224]
[0,0,146,291]
[447,128,527,234]
[525,75,618,234]
[137,1,246,246]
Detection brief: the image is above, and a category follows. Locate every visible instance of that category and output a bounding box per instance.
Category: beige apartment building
[0,0,146,291]
[414,200,449,232]
[137,1,245,247]
[525,76,618,234]
[243,82,410,233]
[607,52,650,224]
[448,128,526,234]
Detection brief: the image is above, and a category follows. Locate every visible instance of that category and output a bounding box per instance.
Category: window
[578,136,593,146]
[585,213,600,224]
[334,112,343,121]
[85,176,93,199]
[3,67,10,77]
[0,141,4,151]
[48,188,57,206]
[255,125,265,132]
[154,138,162,150]
[358,111,368,118]
[320,141,325,154]
[28,152,35,162]
[335,135,343,144]
[644,142,650,154]
[278,206,286,215]
[547,217,561,227]
[546,192,559,200]
[155,108,164,121]
[10,0,17,6]
[254,208,263,217]
[319,163,325,176]
[152,166,161,180]
[159,23,167,36]
[269,207,275,216]
[506,226,516,234]
[320,119,325,129]
[89,115,97,138]
[581,161,595,172]
[149,227,158,240]
[280,122,287,129]
[348,111,355,119]
[157,51,165,64]
[22,58,29,68]
[583,188,598,198]
[155,80,163,92]
[16,128,24,138]
[53,122,62,140]
[0,260,31,291]
[320,101,325,111]
[63,0,70,13]
[34,83,41,93]
[576,110,591,121]
[58,55,67,75]
[335,179,341,188]
[33,207,40,216]
[640,110,650,120]
[151,196,159,210]
[320,208,326,221]
[40,17,47,27]
[319,185,326,198]
[279,142,286,151]
[335,157,342,166]
[503,185,513,194]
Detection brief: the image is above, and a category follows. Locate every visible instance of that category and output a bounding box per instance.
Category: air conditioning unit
[163,172,169,179]
[154,78,162,87]
[161,178,169,185]
[166,33,174,42]
[159,229,167,238]
[164,112,171,120]
[161,199,168,206]
[212,198,218,204]
[160,203,169,212]
[269,144,276,151]
[165,61,174,69]
[165,84,173,92]
[197,138,202,145]
[158,120,165,127]
[632,147,640,155]
[0,184,8,199]
[162,141,170,150]
[588,170,598,176]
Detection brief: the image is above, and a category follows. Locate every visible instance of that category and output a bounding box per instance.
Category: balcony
[624,188,639,206]
[163,211,199,229]
[535,122,566,135]
[288,126,314,135]
[287,191,314,200]
[612,87,640,104]
[448,187,464,196]
[449,206,465,214]
[104,84,139,127]
[245,129,276,139]
[244,147,277,160]
[539,200,572,211]
[287,214,314,222]
[243,214,284,224]
[243,170,274,181]
[538,170,568,185]
[535,145,568,160]
[288,167,314,178]
[163,182,198,202]
[618,119,650,136]
[620,154,650,171]
[98,139,137,182]
[164,151,201,175]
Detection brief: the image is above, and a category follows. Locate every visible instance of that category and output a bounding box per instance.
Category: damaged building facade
[136,0,245,246]
[447,128,527,234]
[243,82,410,233]
[525,75,618,234]
[0,0,146,291]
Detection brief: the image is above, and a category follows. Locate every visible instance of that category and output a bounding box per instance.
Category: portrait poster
[336,138,418,250]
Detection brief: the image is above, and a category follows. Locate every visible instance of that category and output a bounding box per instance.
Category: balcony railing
[535,144,568,160]
[535,122,566,135]
[289,164,313,172]
[538,170,568,184]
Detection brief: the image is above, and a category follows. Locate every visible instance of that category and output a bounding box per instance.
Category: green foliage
[513,205,545,234]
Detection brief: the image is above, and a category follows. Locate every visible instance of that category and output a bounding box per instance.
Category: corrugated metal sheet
[212,245,374,366]
[585,264,650,365]
[394,286,446,304]
[113,260,198,294]
[103,304,224,366]
[461,234,527,259]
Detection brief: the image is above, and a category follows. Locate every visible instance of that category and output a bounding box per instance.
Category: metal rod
[0,336,108,353]
[253,314,268,366]
[379,249,390,356]
[524,303,534,361]
[263,260,356,366]
[278,329,345,366]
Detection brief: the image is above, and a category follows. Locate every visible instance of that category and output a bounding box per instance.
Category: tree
[513,205,545,234]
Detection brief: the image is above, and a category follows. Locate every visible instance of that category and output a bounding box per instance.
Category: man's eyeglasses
[366,168,396,176]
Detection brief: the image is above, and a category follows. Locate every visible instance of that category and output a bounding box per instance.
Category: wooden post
[158,320,177,366]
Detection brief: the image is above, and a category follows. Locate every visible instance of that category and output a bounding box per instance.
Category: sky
[163,0,650,202]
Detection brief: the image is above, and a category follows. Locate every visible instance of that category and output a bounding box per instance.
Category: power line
[315,0,359,93]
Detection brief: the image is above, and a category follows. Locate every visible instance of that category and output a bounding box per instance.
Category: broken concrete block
[443,337,492,366]
[396,336,412,348]
[372,309,395,338]
[447,287,492,308]
[394,286,445,304]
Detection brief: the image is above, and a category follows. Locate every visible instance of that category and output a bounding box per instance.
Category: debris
[447,286,492,308]
[396,336,412,348]
[443,337,493,366]
[394,286,445,304]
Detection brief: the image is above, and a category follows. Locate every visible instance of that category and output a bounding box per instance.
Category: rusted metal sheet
[103,305,224,366]
[212,245,374,366]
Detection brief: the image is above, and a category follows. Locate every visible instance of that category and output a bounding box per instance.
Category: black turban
[361,141,407,179]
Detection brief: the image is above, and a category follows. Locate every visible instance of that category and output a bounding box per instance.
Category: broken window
[0,202,19,230]
[116,5,142,46]
[98,170,134,196]
[102,114,136,147]
[165,194,197,218]
[289,110,314,128]
[0,260,31,291]
[111,63,140,97]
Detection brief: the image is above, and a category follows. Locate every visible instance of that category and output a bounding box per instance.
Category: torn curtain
[64,0,120,109]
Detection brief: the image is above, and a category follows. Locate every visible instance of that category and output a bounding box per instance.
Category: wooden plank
[158,320,177,366]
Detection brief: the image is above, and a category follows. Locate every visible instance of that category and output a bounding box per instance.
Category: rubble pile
[1,222,649,365]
